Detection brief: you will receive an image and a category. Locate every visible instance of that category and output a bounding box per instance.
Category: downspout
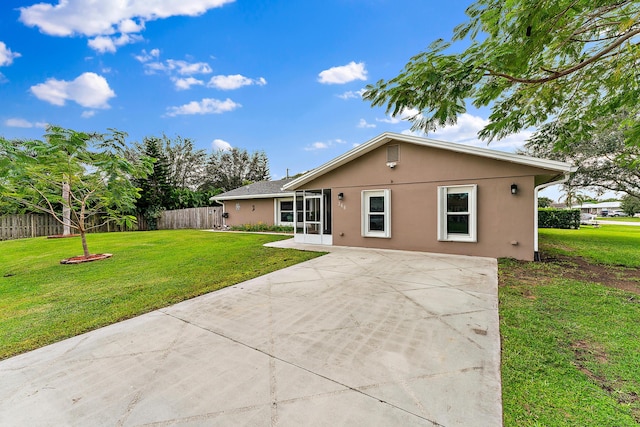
[533,174,570,261]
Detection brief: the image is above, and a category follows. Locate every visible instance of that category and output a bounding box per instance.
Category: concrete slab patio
[0,241,502,426]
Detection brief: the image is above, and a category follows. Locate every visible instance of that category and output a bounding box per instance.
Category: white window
[362,189,391,238]
[437,185,477,242]
[276,198,294,225]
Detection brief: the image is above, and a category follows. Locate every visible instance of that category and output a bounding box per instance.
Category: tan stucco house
[215,132,575,261]
[213,178,296,227]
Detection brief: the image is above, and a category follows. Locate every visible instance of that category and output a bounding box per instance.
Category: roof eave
[283,132,574,190]
[212,192,295,202]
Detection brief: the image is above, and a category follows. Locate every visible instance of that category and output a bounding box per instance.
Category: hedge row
[538,208,581,229]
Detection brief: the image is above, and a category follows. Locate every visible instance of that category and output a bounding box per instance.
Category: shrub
[230,222,294,233]
[538,208,581,229]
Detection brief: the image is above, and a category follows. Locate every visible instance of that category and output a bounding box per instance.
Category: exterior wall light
[511,184,518,195]
[338,192,344,200]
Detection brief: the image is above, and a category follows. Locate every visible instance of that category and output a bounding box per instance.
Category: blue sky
[0,0,574,200]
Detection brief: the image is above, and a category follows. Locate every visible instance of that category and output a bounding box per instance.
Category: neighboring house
[571,201,621,216]
[218,132,575,261]
[213,178,296,227]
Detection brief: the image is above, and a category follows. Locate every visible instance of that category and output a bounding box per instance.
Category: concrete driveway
[0,241,502,426]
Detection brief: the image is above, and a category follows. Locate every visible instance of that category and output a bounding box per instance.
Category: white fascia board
[213,192,295,202]
[283,132,575,190]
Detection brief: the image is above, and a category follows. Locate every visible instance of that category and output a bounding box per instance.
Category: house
[571,201,621,216]
[216,132,575,261]
[213,178,296,227]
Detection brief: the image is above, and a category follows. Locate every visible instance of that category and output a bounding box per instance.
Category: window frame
[361,189,391,238]
[437,184,477,243]
[275,197,294,226]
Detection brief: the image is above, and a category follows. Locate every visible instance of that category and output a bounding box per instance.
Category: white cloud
[305,142,329,151]
[165,98,240,117]
[0,42,21,66]
[81,110,96,118]
[167,59,212,75]
[304,138,346,151]
[88,33,143,53]
[212,138,232,150]
[318,61,367,84]
[337,89,365,100]
[377,107,421,124]
[138,54,212,76]
[207,74,267,90]
[134,48,160,63]
[405,113,532,152]
[173,77,205,90]
[19,0,235,52]
[5,118,48,128]
[357,119,376,129]
[30,72,115,109]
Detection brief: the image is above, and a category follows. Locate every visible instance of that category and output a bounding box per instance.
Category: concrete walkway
[0,242,502,426]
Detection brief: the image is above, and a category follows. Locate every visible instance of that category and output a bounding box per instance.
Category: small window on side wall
[362,189,391,238]
[437,185,477,242]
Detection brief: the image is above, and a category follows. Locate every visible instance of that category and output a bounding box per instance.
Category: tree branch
[481,27,640,84]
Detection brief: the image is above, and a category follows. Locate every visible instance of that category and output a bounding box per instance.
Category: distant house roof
[571,201,621,209]
[284,132,575,190]
[212,178,295,201]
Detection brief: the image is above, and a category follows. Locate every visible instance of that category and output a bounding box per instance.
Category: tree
[524,116,640,199]
[537,196,554,208]
[134,136,173,230]
[162,135,207,190]
[620,194,640,216]
[0,126,152,258]
[364,1,640,150]
[202,148,270,192]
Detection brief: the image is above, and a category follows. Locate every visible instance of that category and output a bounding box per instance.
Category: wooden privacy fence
[158,207,222,230]
[0,214,132,241]
[0,208,222,240]
[0,214,63,240]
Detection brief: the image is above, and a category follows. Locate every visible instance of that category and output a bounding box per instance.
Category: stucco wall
[222,198,275,227]
[300,141,555,260]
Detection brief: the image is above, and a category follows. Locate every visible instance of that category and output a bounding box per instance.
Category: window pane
[369,214,385,231]
[305,198,320,221]
[447,193,468,213]
[281,212,293,222]
[370,196,385,213]
[280,201,293,211]
[447,214,469,234]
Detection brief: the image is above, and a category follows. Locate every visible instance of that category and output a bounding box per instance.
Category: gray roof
[213,178,295,201]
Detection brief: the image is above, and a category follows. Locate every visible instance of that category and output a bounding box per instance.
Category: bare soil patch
[501,253,640,295]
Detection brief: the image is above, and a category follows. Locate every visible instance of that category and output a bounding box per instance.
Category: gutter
[533,173,571,261]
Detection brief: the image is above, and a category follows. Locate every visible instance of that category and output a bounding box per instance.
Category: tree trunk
[80,230,90,258]
[62,182,71,236]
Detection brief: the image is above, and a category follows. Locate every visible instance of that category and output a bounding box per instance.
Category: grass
[597,216,640,222]
[539,225,640,267]
[0,230,323,359]
[500,225,640,426]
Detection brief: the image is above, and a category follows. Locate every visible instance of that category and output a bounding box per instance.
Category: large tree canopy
[364,0,640,150]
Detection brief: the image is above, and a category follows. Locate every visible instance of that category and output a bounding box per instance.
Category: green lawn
[0,230,323,359]
[597,216,640,222]
[500,225,640,426]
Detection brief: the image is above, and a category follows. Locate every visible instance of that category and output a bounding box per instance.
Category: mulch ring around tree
[60,254,113,265]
